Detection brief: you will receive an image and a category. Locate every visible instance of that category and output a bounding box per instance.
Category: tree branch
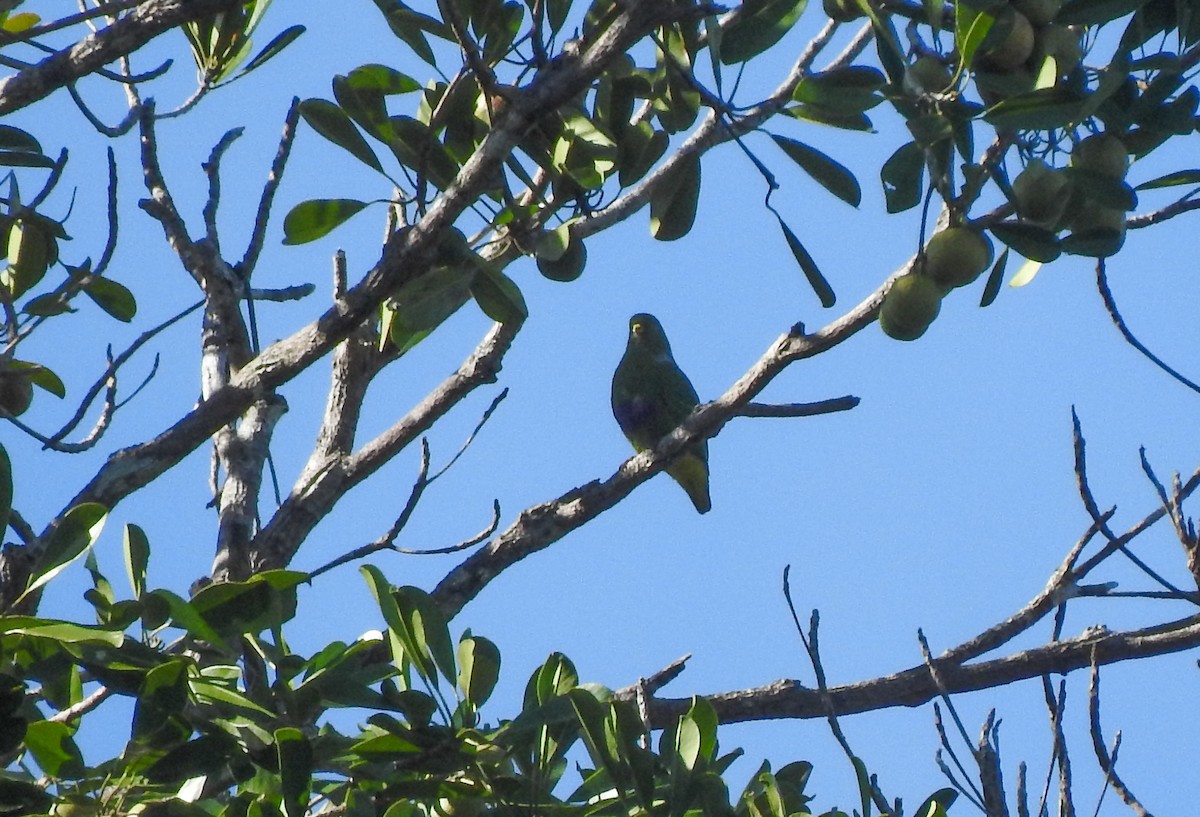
[0,0,242,116]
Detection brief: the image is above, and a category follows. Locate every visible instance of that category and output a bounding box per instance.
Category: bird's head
[628,313,671,354]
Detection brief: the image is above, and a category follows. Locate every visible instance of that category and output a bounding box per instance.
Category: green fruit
[823,0,864,22]
[1013,0,1062,25]
[536,236,587,282]
[923,227,994,290]
[978,9,1036,72]
[880,273,943,341]
[1034,24,1083,77]
[1066,201,1126,256]
[974,66,1036,106]
[1072,133,1128,179]
[904,55,954,95]
[0,367,32,417]
[1013,160,1070,226]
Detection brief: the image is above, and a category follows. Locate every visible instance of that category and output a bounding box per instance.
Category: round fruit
[974,66,1036,106]
[1067,201,1126,256]
[978,9,1036,72]
[536,235,587,282]
[1071,133,1128,179]
[1012,0,1062,25]
[1034,24,1083,77]
[823,0,864,22]
[923,227,994,290]
[880,273,943,341]
[0,368,32,417]
[904,55,954,95]
[1013,160,1070,226]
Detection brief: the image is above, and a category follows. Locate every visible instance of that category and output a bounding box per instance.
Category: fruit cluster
[880,227,993,341]
[971,0,1083,102]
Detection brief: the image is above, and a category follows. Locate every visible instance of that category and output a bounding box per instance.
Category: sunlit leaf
[282,199,370,244]
[1135,168,1200,189]
[83,276,137,322]
[1008,256,1043,286]
[19,503,108,602]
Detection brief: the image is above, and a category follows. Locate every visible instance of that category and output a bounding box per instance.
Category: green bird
[611,313,711,514]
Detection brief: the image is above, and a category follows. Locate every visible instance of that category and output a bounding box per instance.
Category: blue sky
[11,1,1200,813]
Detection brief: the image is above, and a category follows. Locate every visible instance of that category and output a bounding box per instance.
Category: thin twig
[1096,259,1200,396]
[1088,656,1152,817]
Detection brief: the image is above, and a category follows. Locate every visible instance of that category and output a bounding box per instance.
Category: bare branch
[1088,658,1153,817]
[638,613,1200,729]
[240,98,302,276]
[737,396,859,418]
[251,323,519,573]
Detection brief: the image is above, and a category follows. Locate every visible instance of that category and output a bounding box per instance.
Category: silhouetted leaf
[720,0,808,64]
[772,136,861,206]
[650,155,701,240]
[989,221,1063,261]
[881,141,925,212]
[299,99,384,173]
[776,216,836,307]
[239,24,305,75]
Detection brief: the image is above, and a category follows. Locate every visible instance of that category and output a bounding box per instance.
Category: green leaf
[1064,168,1138,210]
[393,586,457,685]
[776,216,836,307]
[792,66,887,113]
[881,141,926,213]
[618,123,669,186]
[23,720,84,777]
[772,136,861,206]
[457,635,501,708]
[8,360,65,398]
[955,0,995,69]
[719,0,808,64]
[984,88,1087,130]
[979,247,1008,306]
[914,788,958,817]
[189,570,305,637]
[989,221,1062,261]
[1058,0,1150,25]
[133,659,189,742]
[387,115,461,189]
[83,276,136,322]
[0,125,40,153]
[282,199,370,244]
[147,589,227,647]
[471,265,528,324]
[123,523,150,599]
[1135,168,1200,189]
[1008,256,1043,287]
[299,99,384,173]
[536,230,588,282]
[239,24,306,75]
[0,616,124,645]
[349,63,423,96]
[0,152,55,168]
[783,104,875,131]
[0,444,10,543]
[20,503,107,603]
[276,727,314,817]
[650,155,701,241]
